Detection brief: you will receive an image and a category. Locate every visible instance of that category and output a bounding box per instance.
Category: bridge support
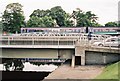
[75,46,86,66]
[103,55,106,64]
[81,54,85,66]
[71,54,75,68]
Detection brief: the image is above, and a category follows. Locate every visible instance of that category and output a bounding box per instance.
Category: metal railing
[0,33,111,46]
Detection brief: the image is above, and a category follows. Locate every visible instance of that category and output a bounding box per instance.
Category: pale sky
[0,0,119,25]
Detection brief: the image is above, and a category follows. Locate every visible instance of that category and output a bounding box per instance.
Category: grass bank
[94,61,120,80]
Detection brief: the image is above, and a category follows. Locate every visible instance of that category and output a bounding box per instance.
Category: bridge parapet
[0,33,111,47]
[72,45,120,67]
[75,45,120,54]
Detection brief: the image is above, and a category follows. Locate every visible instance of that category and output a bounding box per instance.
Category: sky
[0,0,119,25]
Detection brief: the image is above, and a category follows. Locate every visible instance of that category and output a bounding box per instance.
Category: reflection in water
[1,58,59,80]
[23,62,58,72]
[3,58,24,71]
[2,58,58,72]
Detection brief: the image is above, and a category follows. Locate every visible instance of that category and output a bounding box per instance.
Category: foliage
[118,21,120,26]
[27,16,55,27]
[27,6,74,27]
[50,6,74,27]
[28,7,102,27]
[42,16,55,27]
[64,13,74,27]
[4,59,24,71]
[27,9,55,27]
[2,3,25,33]
[27,16,40,27]
[0,21,3,33]
[91,23,103,27]
[105,22,118,27]
[72,8,99,27]
[30,9,50,17]
[2,3,115,30]
[50,6,66,27]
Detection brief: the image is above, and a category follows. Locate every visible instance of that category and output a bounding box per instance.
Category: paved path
[45,64,105,79]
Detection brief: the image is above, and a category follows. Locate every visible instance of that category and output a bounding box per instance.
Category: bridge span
[0,33,120,66]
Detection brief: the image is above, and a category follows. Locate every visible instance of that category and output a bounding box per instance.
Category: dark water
[1,71,50,81]
[1,58,60,81]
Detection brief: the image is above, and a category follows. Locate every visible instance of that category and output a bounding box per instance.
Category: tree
[105,22,118,27]
[27,9,56,27]
[50,6,66,27]
[71,8,98,27]
[27,16,41,27]
[30,9,50,17]
[42,16,55,27]
[0,21,2,33]
[2,3,25,33]
[27,16,55,27]
[72,8,84,27]
[50,6,74,27]
[64,13,74,27]
[28,6,74,27]
[91,23,103,27]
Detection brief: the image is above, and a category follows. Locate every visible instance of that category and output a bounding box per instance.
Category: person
[88,32,92,40]
[87,32,92,47]
[58,55,61,59]
[86,26,89,33]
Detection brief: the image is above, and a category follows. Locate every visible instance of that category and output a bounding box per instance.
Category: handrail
[0,33,111,47]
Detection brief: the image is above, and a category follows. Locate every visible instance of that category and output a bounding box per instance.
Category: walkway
[45,64,105,79]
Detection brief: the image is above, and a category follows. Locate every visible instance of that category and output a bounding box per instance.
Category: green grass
[95,61,120,80]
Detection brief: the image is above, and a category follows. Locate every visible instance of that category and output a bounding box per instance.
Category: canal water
[0,60,59,81]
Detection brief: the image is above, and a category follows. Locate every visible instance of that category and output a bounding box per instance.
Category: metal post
[8,37,10,45]
[32,37,34,45]
[58,38,59,47]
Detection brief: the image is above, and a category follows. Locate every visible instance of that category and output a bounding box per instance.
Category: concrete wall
[2,48,58,58]
[59,50,74,59]
[105,53,120,64]
[85,51,120,65]
[2,48,74,59]
[75,46,120,65]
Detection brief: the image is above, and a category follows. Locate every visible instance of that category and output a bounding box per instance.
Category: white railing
[0,33,111,46]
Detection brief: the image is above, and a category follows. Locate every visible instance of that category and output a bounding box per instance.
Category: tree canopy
[2,3,25,33]
[30,9,50,17]
[27,9,55,27]
[2,3,118,33]
[27,16,55,27]
[71,8,99,27]
[105,22,118,27]
[0,21,2,33]
[27,6,74,27]
[50,6,67,27]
